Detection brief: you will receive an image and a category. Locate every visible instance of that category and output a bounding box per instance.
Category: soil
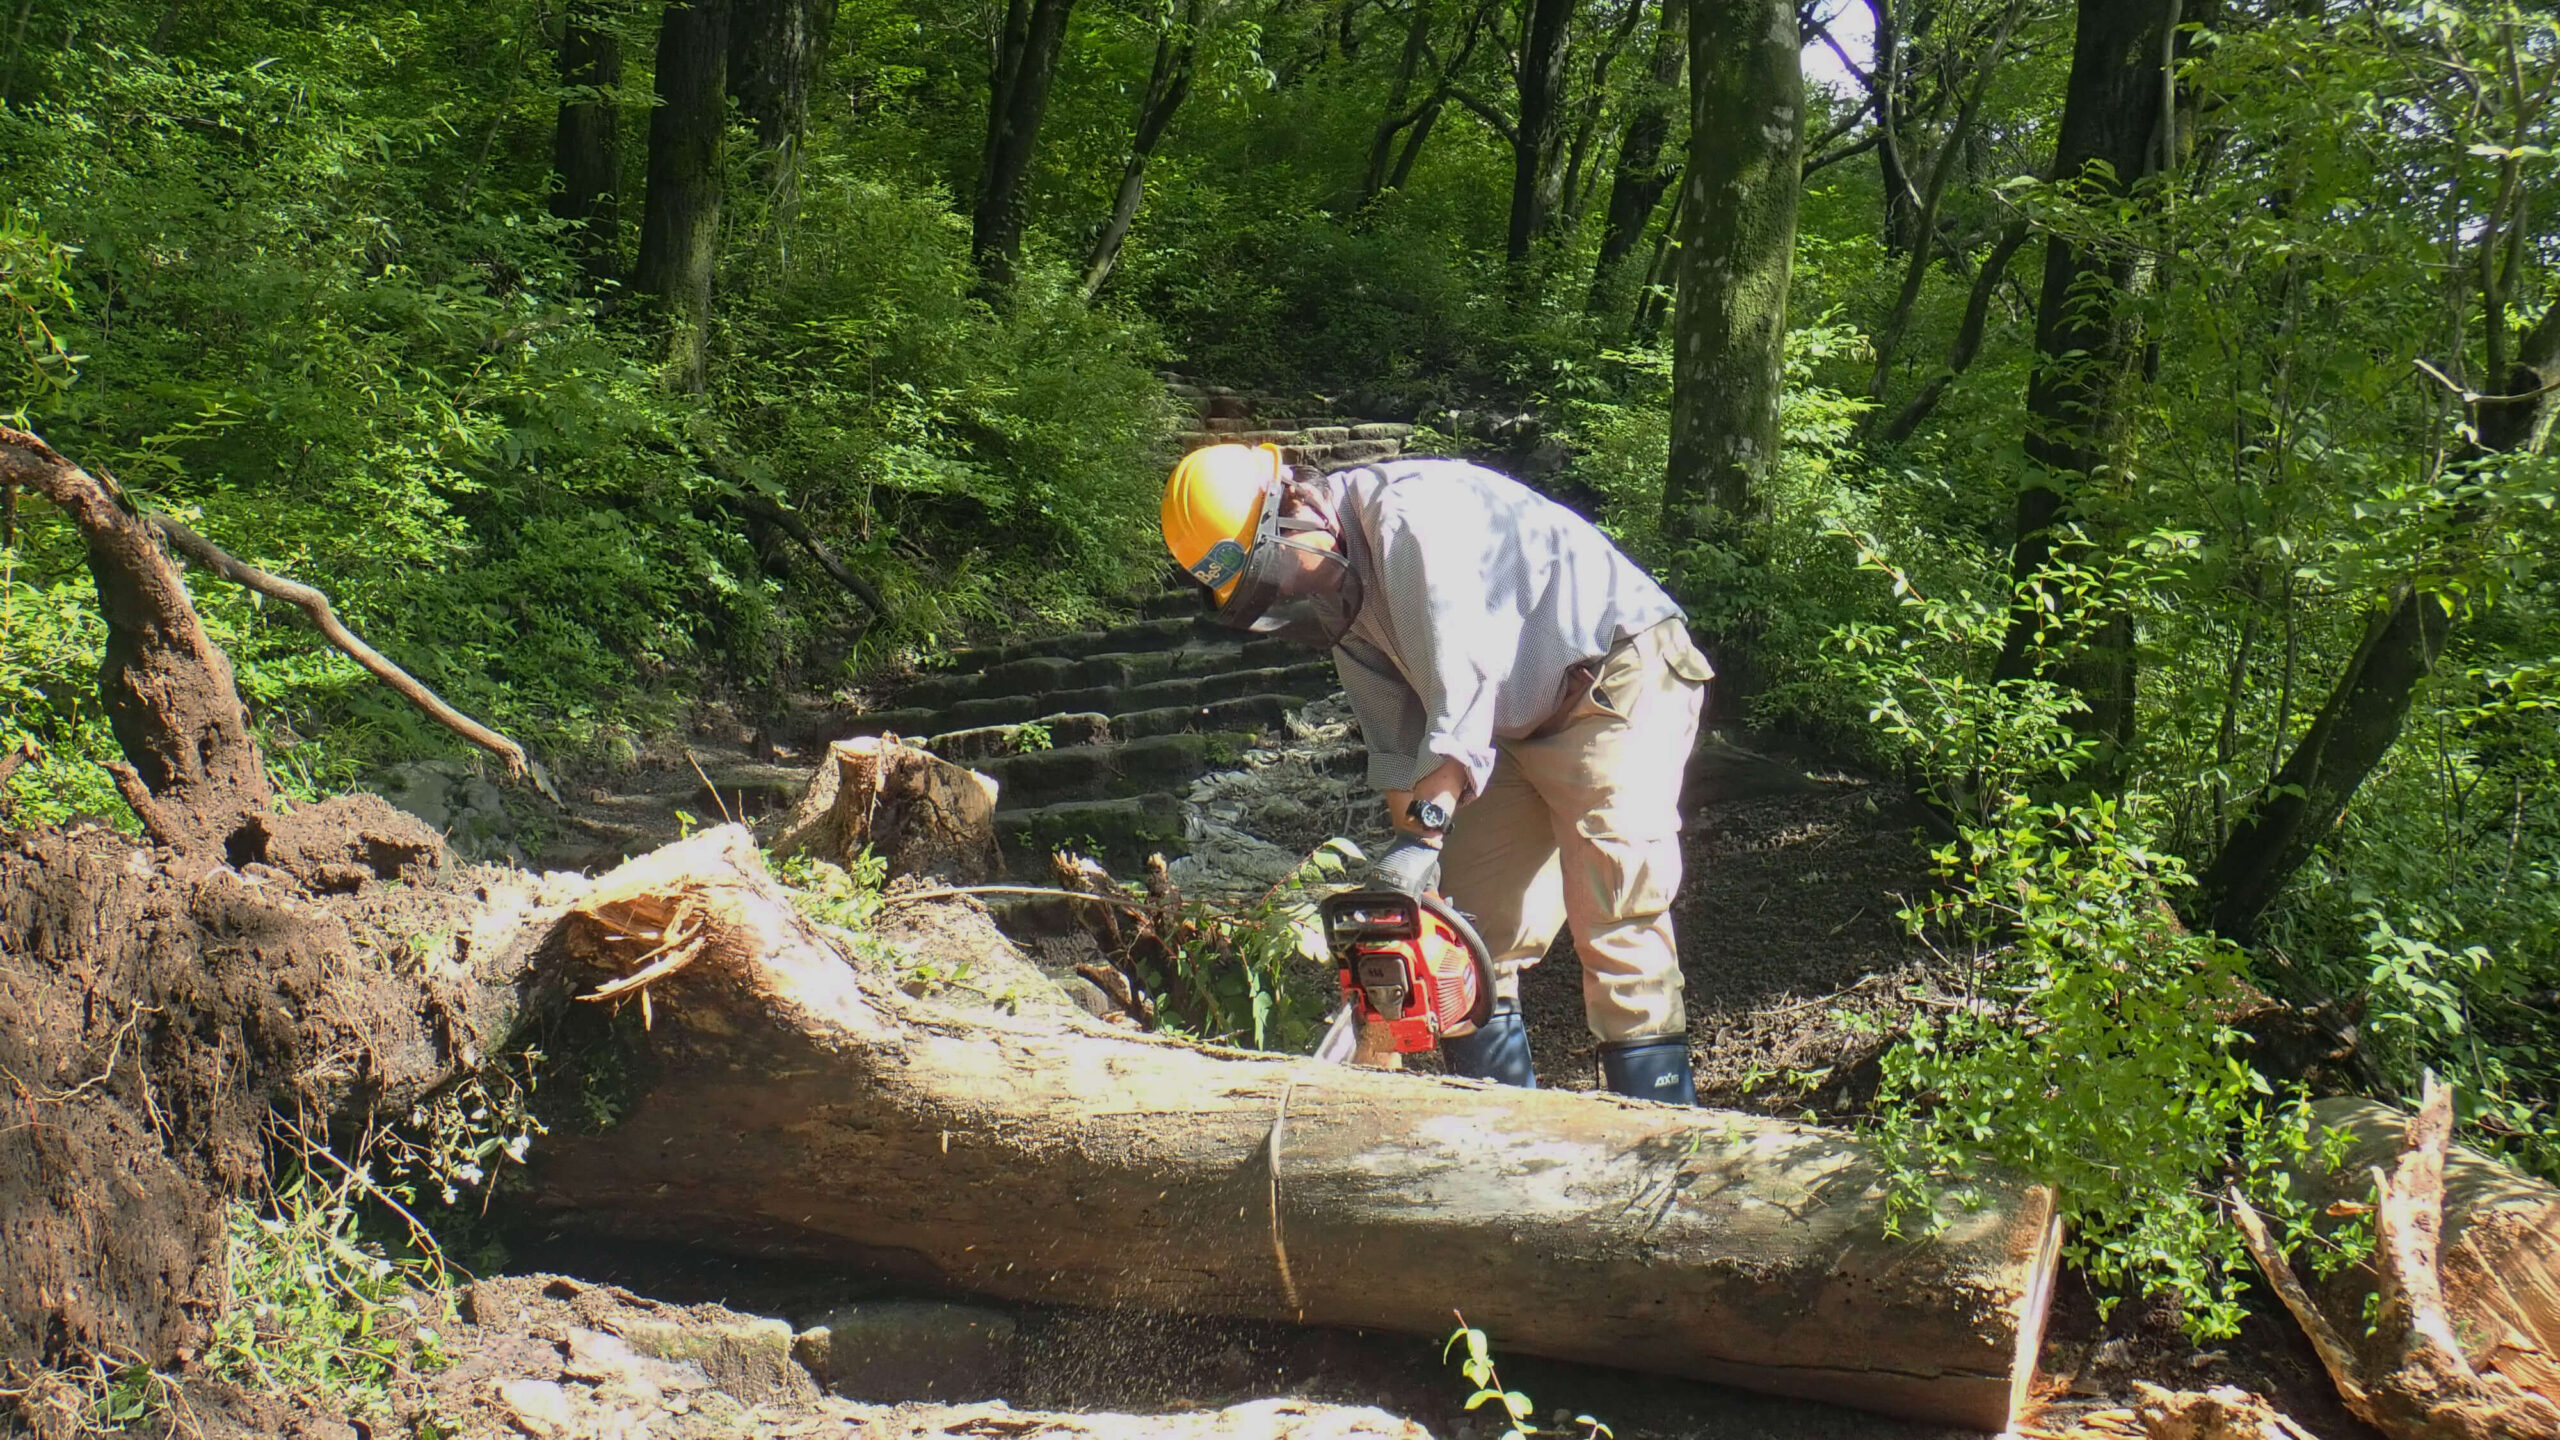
[0,797,528,1378]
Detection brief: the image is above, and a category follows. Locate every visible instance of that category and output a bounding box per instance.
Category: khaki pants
[1436,618,1711,1043]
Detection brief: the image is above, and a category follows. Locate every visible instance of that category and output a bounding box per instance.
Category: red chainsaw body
[1322,889,1488,1053]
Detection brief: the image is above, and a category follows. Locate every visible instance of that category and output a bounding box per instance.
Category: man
[1160,443,1713,1102]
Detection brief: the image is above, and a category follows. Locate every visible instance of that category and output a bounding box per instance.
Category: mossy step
[1114,691,1310,740]
[926,713,1114,763]
[946,616,1201,670]
[1138,588,1209,619]
[932,661,1338,731]
[976,730,1256,808]
[995,793,1187,874]
[896,639,1294,709]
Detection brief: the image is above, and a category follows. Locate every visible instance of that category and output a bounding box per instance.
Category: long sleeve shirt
[1323,459,1691,795]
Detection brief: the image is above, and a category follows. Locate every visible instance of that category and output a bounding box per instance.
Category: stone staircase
[1161,373,1419,469]
[838,377,1432,880]
[848,589,1352,876]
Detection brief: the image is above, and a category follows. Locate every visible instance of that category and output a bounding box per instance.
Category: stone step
[1114,691,1311,740]
[1350,422,1414,440]
[1139,588,1208,619]
[942,660,1338,731]
[854,660,1335,738]
[896,638,1298,710]
[977,731,1255,809]
[946,616,1203,670]
[925,713,1114,764]
[996,793,1186,874]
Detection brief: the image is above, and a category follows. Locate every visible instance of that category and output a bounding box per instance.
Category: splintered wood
[575,888,712,1029]
[2234,1078,2560,1440]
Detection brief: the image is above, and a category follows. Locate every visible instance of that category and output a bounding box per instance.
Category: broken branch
[148,516,549,796]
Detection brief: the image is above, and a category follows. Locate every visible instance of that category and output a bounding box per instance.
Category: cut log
[768,736,1001,883]
[521,826,2064,1432]
[2233,1082,2560,1440]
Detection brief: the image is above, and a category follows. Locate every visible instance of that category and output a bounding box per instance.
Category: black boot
[1440,1004,1535,1087]
[1598,1037,1694,1105]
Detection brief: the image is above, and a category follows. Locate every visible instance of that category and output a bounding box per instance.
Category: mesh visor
[1212,481,1364,649]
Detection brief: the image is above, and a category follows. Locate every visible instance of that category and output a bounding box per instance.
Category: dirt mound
[0,816,518,1378]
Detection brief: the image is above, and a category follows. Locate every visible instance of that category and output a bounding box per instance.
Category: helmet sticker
[1190,538,1249,590]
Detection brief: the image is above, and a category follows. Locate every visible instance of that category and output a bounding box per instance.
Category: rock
[497,1378,578,1438]
[793,1301,1020,1402]
[608,1313,809,1406]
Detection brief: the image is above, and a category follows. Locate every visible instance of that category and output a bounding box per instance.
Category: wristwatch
[1406,796,1453,833]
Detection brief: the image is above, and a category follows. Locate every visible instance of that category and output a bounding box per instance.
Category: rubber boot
[1598,1037,1695,1105]
[1440,1004,1535,1088]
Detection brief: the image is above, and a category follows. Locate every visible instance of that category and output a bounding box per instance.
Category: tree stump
[768,736,1001,883]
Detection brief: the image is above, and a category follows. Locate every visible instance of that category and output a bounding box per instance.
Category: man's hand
[1387,757,1469,837]
[1372,834,1443,896]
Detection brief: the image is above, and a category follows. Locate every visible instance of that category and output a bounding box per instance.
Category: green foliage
[0,551,133,828]
[775,847,893,934]
[1816,551,2307,1337]
[1443,1317,1610,1440]
[206,1162,455,1426]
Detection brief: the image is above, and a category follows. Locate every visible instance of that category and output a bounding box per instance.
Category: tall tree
[729,0,838,154]
[1586,0,1686,316]
[973,0,1080,293]
[1080,0,1204,301]
[1988,0,2181,755]
[1505,0,1579,262]
[635,0,730,392]
[551,0,626,278]
[1661,0,1802,534]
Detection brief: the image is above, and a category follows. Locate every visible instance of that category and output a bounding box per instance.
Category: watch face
[1413,798,1452,830]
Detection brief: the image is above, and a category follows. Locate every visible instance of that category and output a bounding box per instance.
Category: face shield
[1205,478,1364,650]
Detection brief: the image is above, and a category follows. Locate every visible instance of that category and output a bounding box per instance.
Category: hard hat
[1162,443,1284,605]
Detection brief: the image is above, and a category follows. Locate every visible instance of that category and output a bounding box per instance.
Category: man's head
[1160,444,1358,647]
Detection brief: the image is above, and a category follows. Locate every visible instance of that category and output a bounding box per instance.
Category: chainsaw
[1311,887,1499,1065]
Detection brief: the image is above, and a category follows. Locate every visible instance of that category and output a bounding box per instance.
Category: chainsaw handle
[1416,892,1499,1032]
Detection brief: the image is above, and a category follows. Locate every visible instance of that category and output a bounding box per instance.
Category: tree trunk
[1080,0,1201,302]
[635,0,730,393]
[729,0,837,151]
[0,427,269,855]
[973,0,1079,294]
[1586,0,1685,316]
[521,826,2067,1433]
[1504,0,1577,264]
[2197,295,2560,941]
[1874,218,2030,444]
[767,736,1003,884]
[2194,585,2449,941]
[1989,0,2180,755]
[1661,0,1801,535]
[1360,0,1435,203]
[1868,0,1919,255]
[551,1,625,279]
[727,0,839,230]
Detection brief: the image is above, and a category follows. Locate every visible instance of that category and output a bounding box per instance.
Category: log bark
[2233,1082,2560,1440]
[521,826,2064,1432]
[767,736,1002,883]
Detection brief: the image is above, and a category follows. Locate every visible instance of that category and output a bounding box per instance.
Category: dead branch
[734,489,894,623]
[148,517,549,795]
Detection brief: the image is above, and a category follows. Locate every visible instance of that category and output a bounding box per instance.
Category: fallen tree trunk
[521,826,2063,1432]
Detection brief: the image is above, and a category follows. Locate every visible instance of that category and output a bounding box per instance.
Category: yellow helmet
[1161,443,1284,605]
